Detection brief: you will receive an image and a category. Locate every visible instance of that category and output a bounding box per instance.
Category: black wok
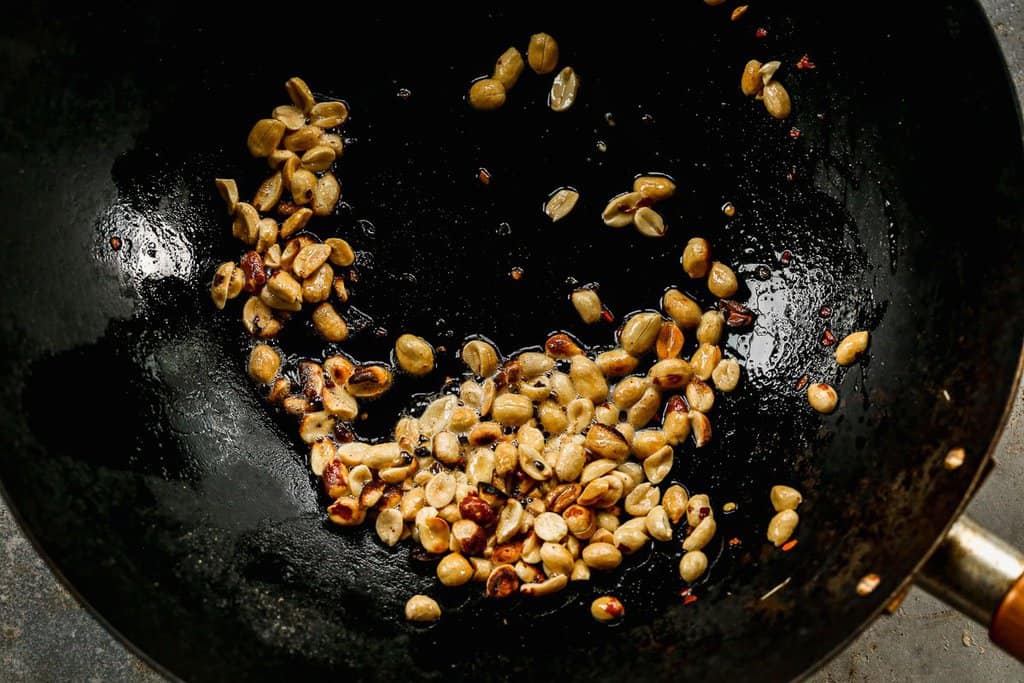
[1,2,1022,681]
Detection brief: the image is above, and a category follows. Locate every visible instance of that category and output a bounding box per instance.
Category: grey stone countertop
[2,2,1024,681]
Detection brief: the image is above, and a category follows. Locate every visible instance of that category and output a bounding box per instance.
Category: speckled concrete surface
[2,3,1024,681]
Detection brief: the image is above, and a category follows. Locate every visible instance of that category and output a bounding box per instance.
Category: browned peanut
[602,191,644,228]
[486,564,520,598]
[284,125,323,153]
[289,168,316,205]
[697,311,725,345]
[595,348,639,378]
[327,497,365,526]
[549,67,580,113]
[293,243,331,279]
[300,145,336,172]
[299,410,335,443]
[633,175,676,202]
[691,344,722,380]
[584,424,630,461]
[248,344,280,383]
[613,376,649,410]
[310,101,349,128]
[210,262,236,310]
[662,485,689,524]
[395,334,435,376]
[741,59,763,96]
[631,429,668,460]
[313,173,340,216]
[807,383,838,413]
[463,340,499,377]
[232,202,260,245]
[707,262,739,298]
[763,80,792,119]
[255,218,278,254]
[633,207,666,238]
[686,379,715,413]
[771,485,803,511]
[679,550,708,582]
[302,263,334,303]
[690,411,712,447]
[215,178,239,215]
[324,237,355,266]
[242,296,283,338]
[624,482,659,517]
[253,172,283,212]
[272,104,305,131]
[663,289,702,329]
[493,393,533,426]
[468,79,506,111]
[404,595,441,622]
[285,76,316,113]
[247,119,286,157]
[494,47,525,89]
[682,515,716,551]
[347,365,392,398]
[620,311,663,356]
[682,238,711,279]
[312,302,348,342]
[643,445,674,485]
[656,321,684,360]
[767,509,799,546]
[571,288,603,324]
[591,595,624,622]
[582,542,622,570]
[570,355,608,403]
[437,553,474,587]
[527,32,559,74]
[835,331,870,366]
[649,358,694,390]
[626,386,662,428]
[280,207,312,239]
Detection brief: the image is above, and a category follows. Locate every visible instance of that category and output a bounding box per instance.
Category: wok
[1,2,1023,681]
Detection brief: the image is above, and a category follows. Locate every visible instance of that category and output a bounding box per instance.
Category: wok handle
[918,515,1024,660]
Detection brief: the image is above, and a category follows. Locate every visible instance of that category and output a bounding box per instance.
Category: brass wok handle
[917,515,1024,660]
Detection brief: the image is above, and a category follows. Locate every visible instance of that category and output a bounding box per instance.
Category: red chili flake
[728,537,742,547]
[109,236,122,251]
[782,539,799,552]
[683,594,699,606]
[679,587,692,598]
[794,374,809,391]
[510,267,524,281]
[819,305,833,318]
[796,54,816,70]
[789,127,801,139]
[478,168,492,185]
[755,27,768,38]
[600,307,615,323]
[821,329,836,347]
[435,345,447,354]
[779,250,793,265]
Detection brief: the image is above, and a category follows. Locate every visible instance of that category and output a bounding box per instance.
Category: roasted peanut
[763,80,791,119]
[313,173,340,216]
[633,175,676,202]
[645,506,673,541]
[656,321,684,360]
[741,59,763,96]
[570,355,608,403]
[711,358,741,392]
[527,32,559,74]
[242,296,283,338]
[697,311,725,345]
[571,288,603,324]
[215,178,239,215]
[690,410,712,447]
[310,101,349,128]
[835,331,870,366]
[312,302,348,342]
[682,238,711,279]
[591,595,624,622]
[662,485,689,524]
[395,334,434,376]
[549,67,580,113]
[771,485,803,511]
[682,515,716,551]
[404,595,441,622]
[602,191,644,228]
[686,379,715,413]
[545,188,580,222]
[633,206,666,237]
[247,118,286,157]
[708,262,739,298]
[463,340,499,377]
[494,47,525,89]
[663,289,702,329]
[679,550,708,582]
[346,365,392,399]
[691,343,722,380]
[595,348,638,378]
[301,145,335,172]
[620,311,662,356]
[767,509,799,546]
[649,358,694,390]
[807,383,838,414]
[248,344,280,384]
[468,78,506,111]
[643,445,674,485]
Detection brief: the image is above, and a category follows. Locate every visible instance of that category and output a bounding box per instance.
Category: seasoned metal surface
[0,2,1023,682]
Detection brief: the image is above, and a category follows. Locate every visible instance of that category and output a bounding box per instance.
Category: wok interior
[0,3,1021,680]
